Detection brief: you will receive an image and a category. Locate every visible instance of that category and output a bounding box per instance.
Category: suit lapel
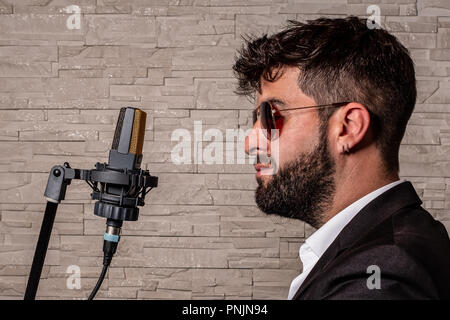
[293,181,422,299]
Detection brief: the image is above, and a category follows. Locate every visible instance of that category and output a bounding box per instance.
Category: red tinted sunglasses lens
[261,102,276,131]
[252,102,276,138]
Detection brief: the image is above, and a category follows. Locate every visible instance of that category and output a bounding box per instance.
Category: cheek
[275,119,318,165]
[277,136,299,166]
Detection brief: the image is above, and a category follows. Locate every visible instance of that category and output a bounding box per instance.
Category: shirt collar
[304,179,405,259]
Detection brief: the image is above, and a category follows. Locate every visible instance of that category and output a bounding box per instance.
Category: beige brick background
[0,0,449,300]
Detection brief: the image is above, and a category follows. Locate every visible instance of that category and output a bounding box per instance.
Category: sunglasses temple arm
[285,103,348,112]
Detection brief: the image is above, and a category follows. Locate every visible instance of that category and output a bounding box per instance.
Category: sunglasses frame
[252,101,351,138]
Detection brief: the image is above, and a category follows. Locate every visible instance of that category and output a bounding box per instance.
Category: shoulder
[390,206,450,247]
[318,206,450,299]
[319,243,439,299]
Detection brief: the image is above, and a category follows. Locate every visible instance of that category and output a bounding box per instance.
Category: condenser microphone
[93,107,148,222]
[25,106,157,300]
[87,107,157,299]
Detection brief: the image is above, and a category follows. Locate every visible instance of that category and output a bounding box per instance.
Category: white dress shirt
[287,179,405,299]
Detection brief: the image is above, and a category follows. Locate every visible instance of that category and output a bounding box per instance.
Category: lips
[254,163,274,177]
[254,163,271,171]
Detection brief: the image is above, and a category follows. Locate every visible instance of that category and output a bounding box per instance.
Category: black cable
[88,264,109,300]
[88,231,118,300]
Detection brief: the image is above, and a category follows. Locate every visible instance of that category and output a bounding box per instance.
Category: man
[234,16,450,299]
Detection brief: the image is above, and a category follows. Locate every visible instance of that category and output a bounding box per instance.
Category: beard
[255,126,336,229]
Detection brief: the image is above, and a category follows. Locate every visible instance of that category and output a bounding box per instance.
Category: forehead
[257,66,314,106]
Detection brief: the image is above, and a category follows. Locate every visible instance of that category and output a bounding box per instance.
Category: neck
[320,160,399,227]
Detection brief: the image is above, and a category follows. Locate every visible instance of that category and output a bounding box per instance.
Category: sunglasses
[252,101,350,138]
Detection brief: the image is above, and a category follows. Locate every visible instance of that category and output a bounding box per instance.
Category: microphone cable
[88,219,121,300]
[88,265,108,300]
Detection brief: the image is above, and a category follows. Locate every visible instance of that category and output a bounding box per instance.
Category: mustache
[248,148,271,164]
[256,157,279,177]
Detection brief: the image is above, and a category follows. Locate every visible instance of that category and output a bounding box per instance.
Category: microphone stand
[24,201,58,300]
[24,162,78,300]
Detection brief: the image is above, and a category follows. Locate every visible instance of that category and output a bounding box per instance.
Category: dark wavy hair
[233,16,416,173]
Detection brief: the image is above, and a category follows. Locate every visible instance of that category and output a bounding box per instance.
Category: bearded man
[234,16,450,299]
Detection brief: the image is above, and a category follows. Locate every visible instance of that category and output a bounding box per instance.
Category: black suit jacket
[293,181,450,300]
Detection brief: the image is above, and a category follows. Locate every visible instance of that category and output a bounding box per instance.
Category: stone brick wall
[0,0,449,300]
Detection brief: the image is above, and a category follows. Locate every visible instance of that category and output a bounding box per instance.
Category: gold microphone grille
[129,109,146,156]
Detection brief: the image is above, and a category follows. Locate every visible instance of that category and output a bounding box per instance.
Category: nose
[245,119,269,157]
[245,118,258,156]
